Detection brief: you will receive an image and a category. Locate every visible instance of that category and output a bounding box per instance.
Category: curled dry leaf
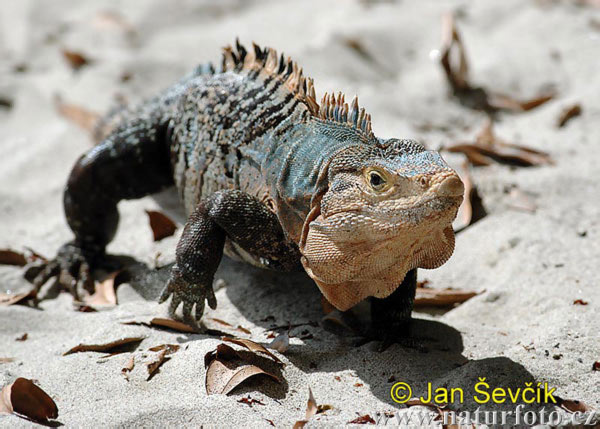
[592,362,600,371]
[268,332,290,353]
[293,387,319,429]
[84,270,128,307]
[121,355,135,381]
[558,397,593,413]
[146,349,168,380]
[204,343,280,395]
[148,344,181,355]
[414,286,479,307]
[439,13,554,112]
[445,120,552,168]
[222,337,282,364]
[0,249,27,266]
[573,299,589,305]
[62,49,90,70]
[348,414,376,424]
[206,360,279,396]
[55,96,100,132]
[488,92,555,113]
[15,333,28,342]
[453,159,487,232]
[64,336,144,355]
[145,210,177,241]
[0,378,58,422]
[207,318,251,335]
[343,37,379,66]
[0,289,37,306]
[150,317,199,333]
[557,103,582,128]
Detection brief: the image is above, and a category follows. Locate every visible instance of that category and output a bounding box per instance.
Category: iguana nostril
[437,176,464,197]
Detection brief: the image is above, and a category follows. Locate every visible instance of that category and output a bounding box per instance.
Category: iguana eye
[364,168,390,192]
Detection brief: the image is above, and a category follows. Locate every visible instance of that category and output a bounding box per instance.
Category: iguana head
[299,136,463,311]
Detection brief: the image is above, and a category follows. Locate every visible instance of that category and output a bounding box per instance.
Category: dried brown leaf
[55,97,100,132]
[317,404,333,413]
[64,336,144,355]
[439,13,555,113]
[222,337,282,363]
[414,287,479,307]
[453,160,474,231]
[293,388,319,429]
[488,92,555,112]
[306,388,318,419]
[348,414,376,424]
[15,333,28,342]
[121,355,135,381]
[446,120,552,167]
[558,397,592,413]
[0,249,27,266]
[62,49,90,70]
[440,12,470,91]
[84,271,126,307]
[0,378,58,422]
[146,210,177,241]
[557,103,582,128]
[0,289,36,306]
[207,318,251,335]
[148,344,181,355]
[204,343,281,395]
[343,38,377,64]
[573,299,589,305]
[146,349,168,380]
[593,361,600,371]
[205,359,279,395]
[149,317,199,333]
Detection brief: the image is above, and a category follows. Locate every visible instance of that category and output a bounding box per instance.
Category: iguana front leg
[160,190,301,322]
[360,269,422,352]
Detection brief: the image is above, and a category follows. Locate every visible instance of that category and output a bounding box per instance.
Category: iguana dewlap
[32,41,463,343]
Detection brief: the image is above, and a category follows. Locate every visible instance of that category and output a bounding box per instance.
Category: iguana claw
[159,264,217,323]
[30,241,96,300]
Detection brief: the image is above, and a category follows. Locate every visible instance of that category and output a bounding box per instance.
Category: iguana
[31,41,464,347]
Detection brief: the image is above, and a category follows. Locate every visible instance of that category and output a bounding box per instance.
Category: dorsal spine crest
[218,39,373,137]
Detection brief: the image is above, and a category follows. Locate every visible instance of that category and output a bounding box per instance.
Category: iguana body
[33,42,463,346]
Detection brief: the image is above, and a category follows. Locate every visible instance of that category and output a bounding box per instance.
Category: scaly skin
[31,41,463,347]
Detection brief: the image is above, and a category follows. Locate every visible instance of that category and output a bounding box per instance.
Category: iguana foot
[354,324,428,353]
[158,264,217,324]
[29,241,104,300]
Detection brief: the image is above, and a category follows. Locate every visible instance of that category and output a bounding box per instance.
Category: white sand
[1,0,599,426]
